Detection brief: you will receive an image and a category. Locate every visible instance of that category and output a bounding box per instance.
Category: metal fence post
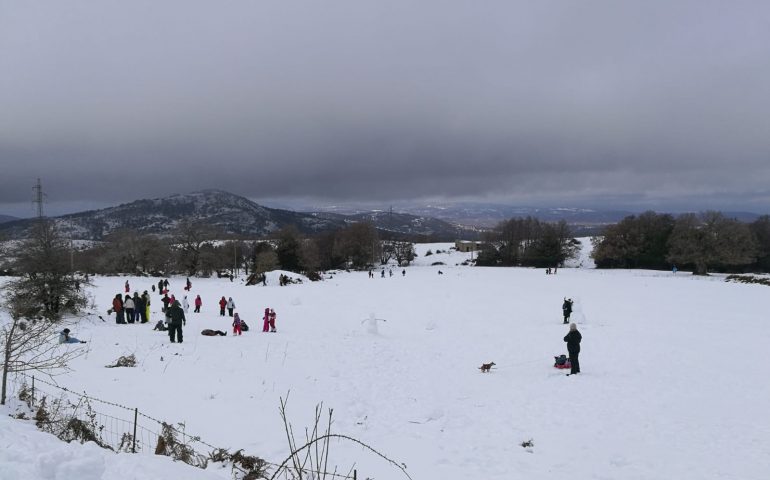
[353,469,357,480]
[132,408,138,453]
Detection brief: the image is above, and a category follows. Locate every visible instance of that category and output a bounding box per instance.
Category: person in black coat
[563,323,582,375]
[167,300,186,343]
[562,298,573,324]
[132,292,142,323]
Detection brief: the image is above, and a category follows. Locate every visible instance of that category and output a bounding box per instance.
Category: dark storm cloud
[2,0,770,215]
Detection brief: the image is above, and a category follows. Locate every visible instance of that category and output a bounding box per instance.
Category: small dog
[479,362,496,373]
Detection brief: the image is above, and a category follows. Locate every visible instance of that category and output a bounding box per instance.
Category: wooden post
[132,408,138,453]
[31,376,35,405]
[353,469,357,480]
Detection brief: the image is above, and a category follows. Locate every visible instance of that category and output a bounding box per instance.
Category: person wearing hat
[167,300,186,343]
[563,323,582,375]
[58,328,86,344]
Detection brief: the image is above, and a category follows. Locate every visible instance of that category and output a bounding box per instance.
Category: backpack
[240,321,249,332]
[554,354,571,369]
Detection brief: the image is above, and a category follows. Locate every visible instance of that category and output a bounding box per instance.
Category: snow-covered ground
[2,242,770,479]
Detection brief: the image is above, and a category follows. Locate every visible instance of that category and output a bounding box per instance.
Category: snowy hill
[0,190,472,241]
[0,190,346,240]
[1,248,768,479]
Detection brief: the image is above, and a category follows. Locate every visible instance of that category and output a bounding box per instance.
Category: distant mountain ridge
[309,202,763,228]
[0,190,471,241]
[0,215,19,224]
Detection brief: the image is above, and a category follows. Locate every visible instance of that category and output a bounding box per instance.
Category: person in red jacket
[194,295,202,313]
[124,280,130,293]
[112,294,125,324]
[219,296,227,316]
[262,307,270,332]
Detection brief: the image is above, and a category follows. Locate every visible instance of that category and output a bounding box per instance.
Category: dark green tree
[667,212,757,275]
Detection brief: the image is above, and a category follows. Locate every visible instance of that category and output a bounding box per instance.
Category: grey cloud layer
[1,0,769,211]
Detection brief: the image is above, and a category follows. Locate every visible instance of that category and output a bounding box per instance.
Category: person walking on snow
[182,295,189,314]
[219,296,227,316]
[185,277,192,291]
[167,300,186,343]
[269,308,277,332]
[564,323,582,375]
[157,279,164,295]
[562,297,574,324]
[262,308,270,332]
[194,295,202,313]
[124,280,130,293]
[227,297,235,317]
[232,312,243,335]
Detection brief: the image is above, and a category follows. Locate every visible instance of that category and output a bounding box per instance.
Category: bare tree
[2,219,90,404]
[392,241,415,266]
[0,316,86,405]
[379,241,395,265]
[173,220,218,276]
[9,219,89,320]
[333,222,380,269]
[298,238,321,279]
[255,251,279,274]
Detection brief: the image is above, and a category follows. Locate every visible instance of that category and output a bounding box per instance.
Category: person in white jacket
[182,295,190,313]
[227,297,235,317]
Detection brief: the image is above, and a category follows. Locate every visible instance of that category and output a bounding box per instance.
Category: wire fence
[9,371,361,480]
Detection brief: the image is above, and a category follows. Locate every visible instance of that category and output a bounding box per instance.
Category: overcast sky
[2,1,770,217]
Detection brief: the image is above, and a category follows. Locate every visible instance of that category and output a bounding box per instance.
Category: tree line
[475,217,581,267]
[591,211,770,274]
[60,220,417,279]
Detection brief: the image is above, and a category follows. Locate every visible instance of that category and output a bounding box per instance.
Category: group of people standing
[112,291,151,324]
[111,278,279,342]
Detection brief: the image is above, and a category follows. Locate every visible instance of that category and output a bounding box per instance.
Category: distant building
[454,240,485,252]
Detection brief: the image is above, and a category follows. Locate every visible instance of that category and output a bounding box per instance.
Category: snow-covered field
[3,241,770,479]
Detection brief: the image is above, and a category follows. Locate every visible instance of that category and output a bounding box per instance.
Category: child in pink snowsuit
[232,313,242,336]
[269,308,276,332]
[262,308,270,332]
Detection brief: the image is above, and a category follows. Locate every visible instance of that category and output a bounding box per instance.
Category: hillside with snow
[1,243,769,479]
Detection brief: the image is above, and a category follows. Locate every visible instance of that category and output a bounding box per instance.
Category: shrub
[725,274,770,286]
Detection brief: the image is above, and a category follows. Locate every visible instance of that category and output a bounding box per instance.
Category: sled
[553,355,571,369]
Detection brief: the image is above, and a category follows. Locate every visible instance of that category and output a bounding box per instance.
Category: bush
[431,261,445,266]
[425,250,433,256]
[725,274,770,286]
[155,422,208,468]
